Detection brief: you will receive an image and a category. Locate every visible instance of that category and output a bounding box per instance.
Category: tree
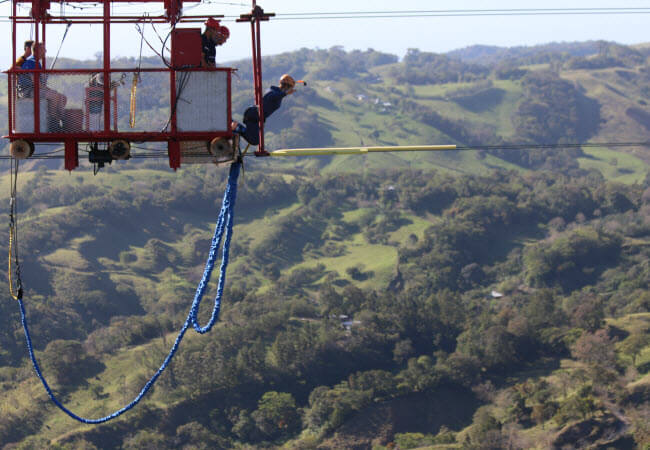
[40,339,100,387]
[436,352,481,387]
[571,329,617,369]
[531,401,558,428]
[619,333,650,365]
[348,370,397,400]
[304,384,371,432]
[232,410,258,442]
[466,407,503,449]
[251,391,301,440]
[505,390,531,424]
[456,325,517,371]
[393,339,415,365]
[553,386,598,426]
[570,294,605,331]
[396,356,439,393]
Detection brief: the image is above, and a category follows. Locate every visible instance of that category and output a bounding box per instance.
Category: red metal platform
[4,0,235,170]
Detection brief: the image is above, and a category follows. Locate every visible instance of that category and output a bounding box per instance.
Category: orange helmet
[204,17,221,31]
[280,74,295,88]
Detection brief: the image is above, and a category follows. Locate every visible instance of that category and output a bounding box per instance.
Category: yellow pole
[268,145,457,157]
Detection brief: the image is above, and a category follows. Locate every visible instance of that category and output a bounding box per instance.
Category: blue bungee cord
[15,161,240,424]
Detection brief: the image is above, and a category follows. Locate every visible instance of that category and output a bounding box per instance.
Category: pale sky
[1,0,649,69]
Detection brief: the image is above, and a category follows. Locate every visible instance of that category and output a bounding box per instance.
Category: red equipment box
[171,28,202,67]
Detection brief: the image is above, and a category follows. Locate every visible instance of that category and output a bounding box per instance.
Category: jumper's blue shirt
[261,86,287,120]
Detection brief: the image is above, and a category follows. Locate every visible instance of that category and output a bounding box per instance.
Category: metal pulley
[10,140,34,159]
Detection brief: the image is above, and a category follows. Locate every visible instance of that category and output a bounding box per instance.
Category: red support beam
[64,140,78,171]
[16,0,200,3]
[254,18,264,155]
[168,140,181,170]
[9,1,16,135]
[12,1,16,65]
[103,0,110,134]
[238,2,274,157]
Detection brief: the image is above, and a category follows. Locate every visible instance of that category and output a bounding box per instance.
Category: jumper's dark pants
[238,106,260,146]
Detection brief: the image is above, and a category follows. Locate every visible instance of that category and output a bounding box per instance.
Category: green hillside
[0,161,648,448]
[2,41,650,181]
[0,42,649,449]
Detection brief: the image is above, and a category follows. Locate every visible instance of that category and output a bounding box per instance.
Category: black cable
[268,10,650,21]
[0,141,648,161]
[135,21,165,60]
[32,147,65,156]
[49,22,72,70]
[4,6,650,20]
[9,158,23,299]
[162,70,191,132]
[266,7,650,16]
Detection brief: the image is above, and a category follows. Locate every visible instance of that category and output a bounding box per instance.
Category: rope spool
[109,140,131,160]
[10,140,34,159]
[209,137,236,164]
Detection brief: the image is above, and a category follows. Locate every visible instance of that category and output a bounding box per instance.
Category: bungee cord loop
[14,161,241,424]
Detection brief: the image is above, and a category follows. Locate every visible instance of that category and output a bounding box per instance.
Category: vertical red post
[227,70,232,129]
[41,22,46,68]
[8,74,14,135]
[238,1,274,156]
[168,40,180,169]
[34,23,40,134]
[64,140,78,171]
[168,140,181,170]
[103,0,110,134]
[12,1,16,66]
[254,18,265,155]
[9,1,16,134]
[170,70,177,134]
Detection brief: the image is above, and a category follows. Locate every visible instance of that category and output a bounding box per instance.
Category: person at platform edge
[201,18,229,68]
[13,40,34,68]
[231,74,296,146]
[17,42,67,130]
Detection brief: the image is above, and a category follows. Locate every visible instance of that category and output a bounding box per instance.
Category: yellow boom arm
[268,145,457,157]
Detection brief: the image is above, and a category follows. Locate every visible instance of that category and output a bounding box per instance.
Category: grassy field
[2,55,650,182]
[577,146,648,184]
[608,313,650,372]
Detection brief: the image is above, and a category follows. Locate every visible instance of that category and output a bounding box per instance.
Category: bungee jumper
[231,74,301,146]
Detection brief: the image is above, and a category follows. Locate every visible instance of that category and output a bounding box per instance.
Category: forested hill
[2,40,650,180]
[0,163,649,448]
[0,42,649,449]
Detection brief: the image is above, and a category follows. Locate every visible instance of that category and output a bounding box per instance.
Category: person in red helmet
[201,18,230,68]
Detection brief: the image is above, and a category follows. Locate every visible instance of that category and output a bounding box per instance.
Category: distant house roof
[342,320,362,330]
[491,290,504,298]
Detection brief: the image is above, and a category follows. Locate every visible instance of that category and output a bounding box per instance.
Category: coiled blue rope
[17,161,240,424]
